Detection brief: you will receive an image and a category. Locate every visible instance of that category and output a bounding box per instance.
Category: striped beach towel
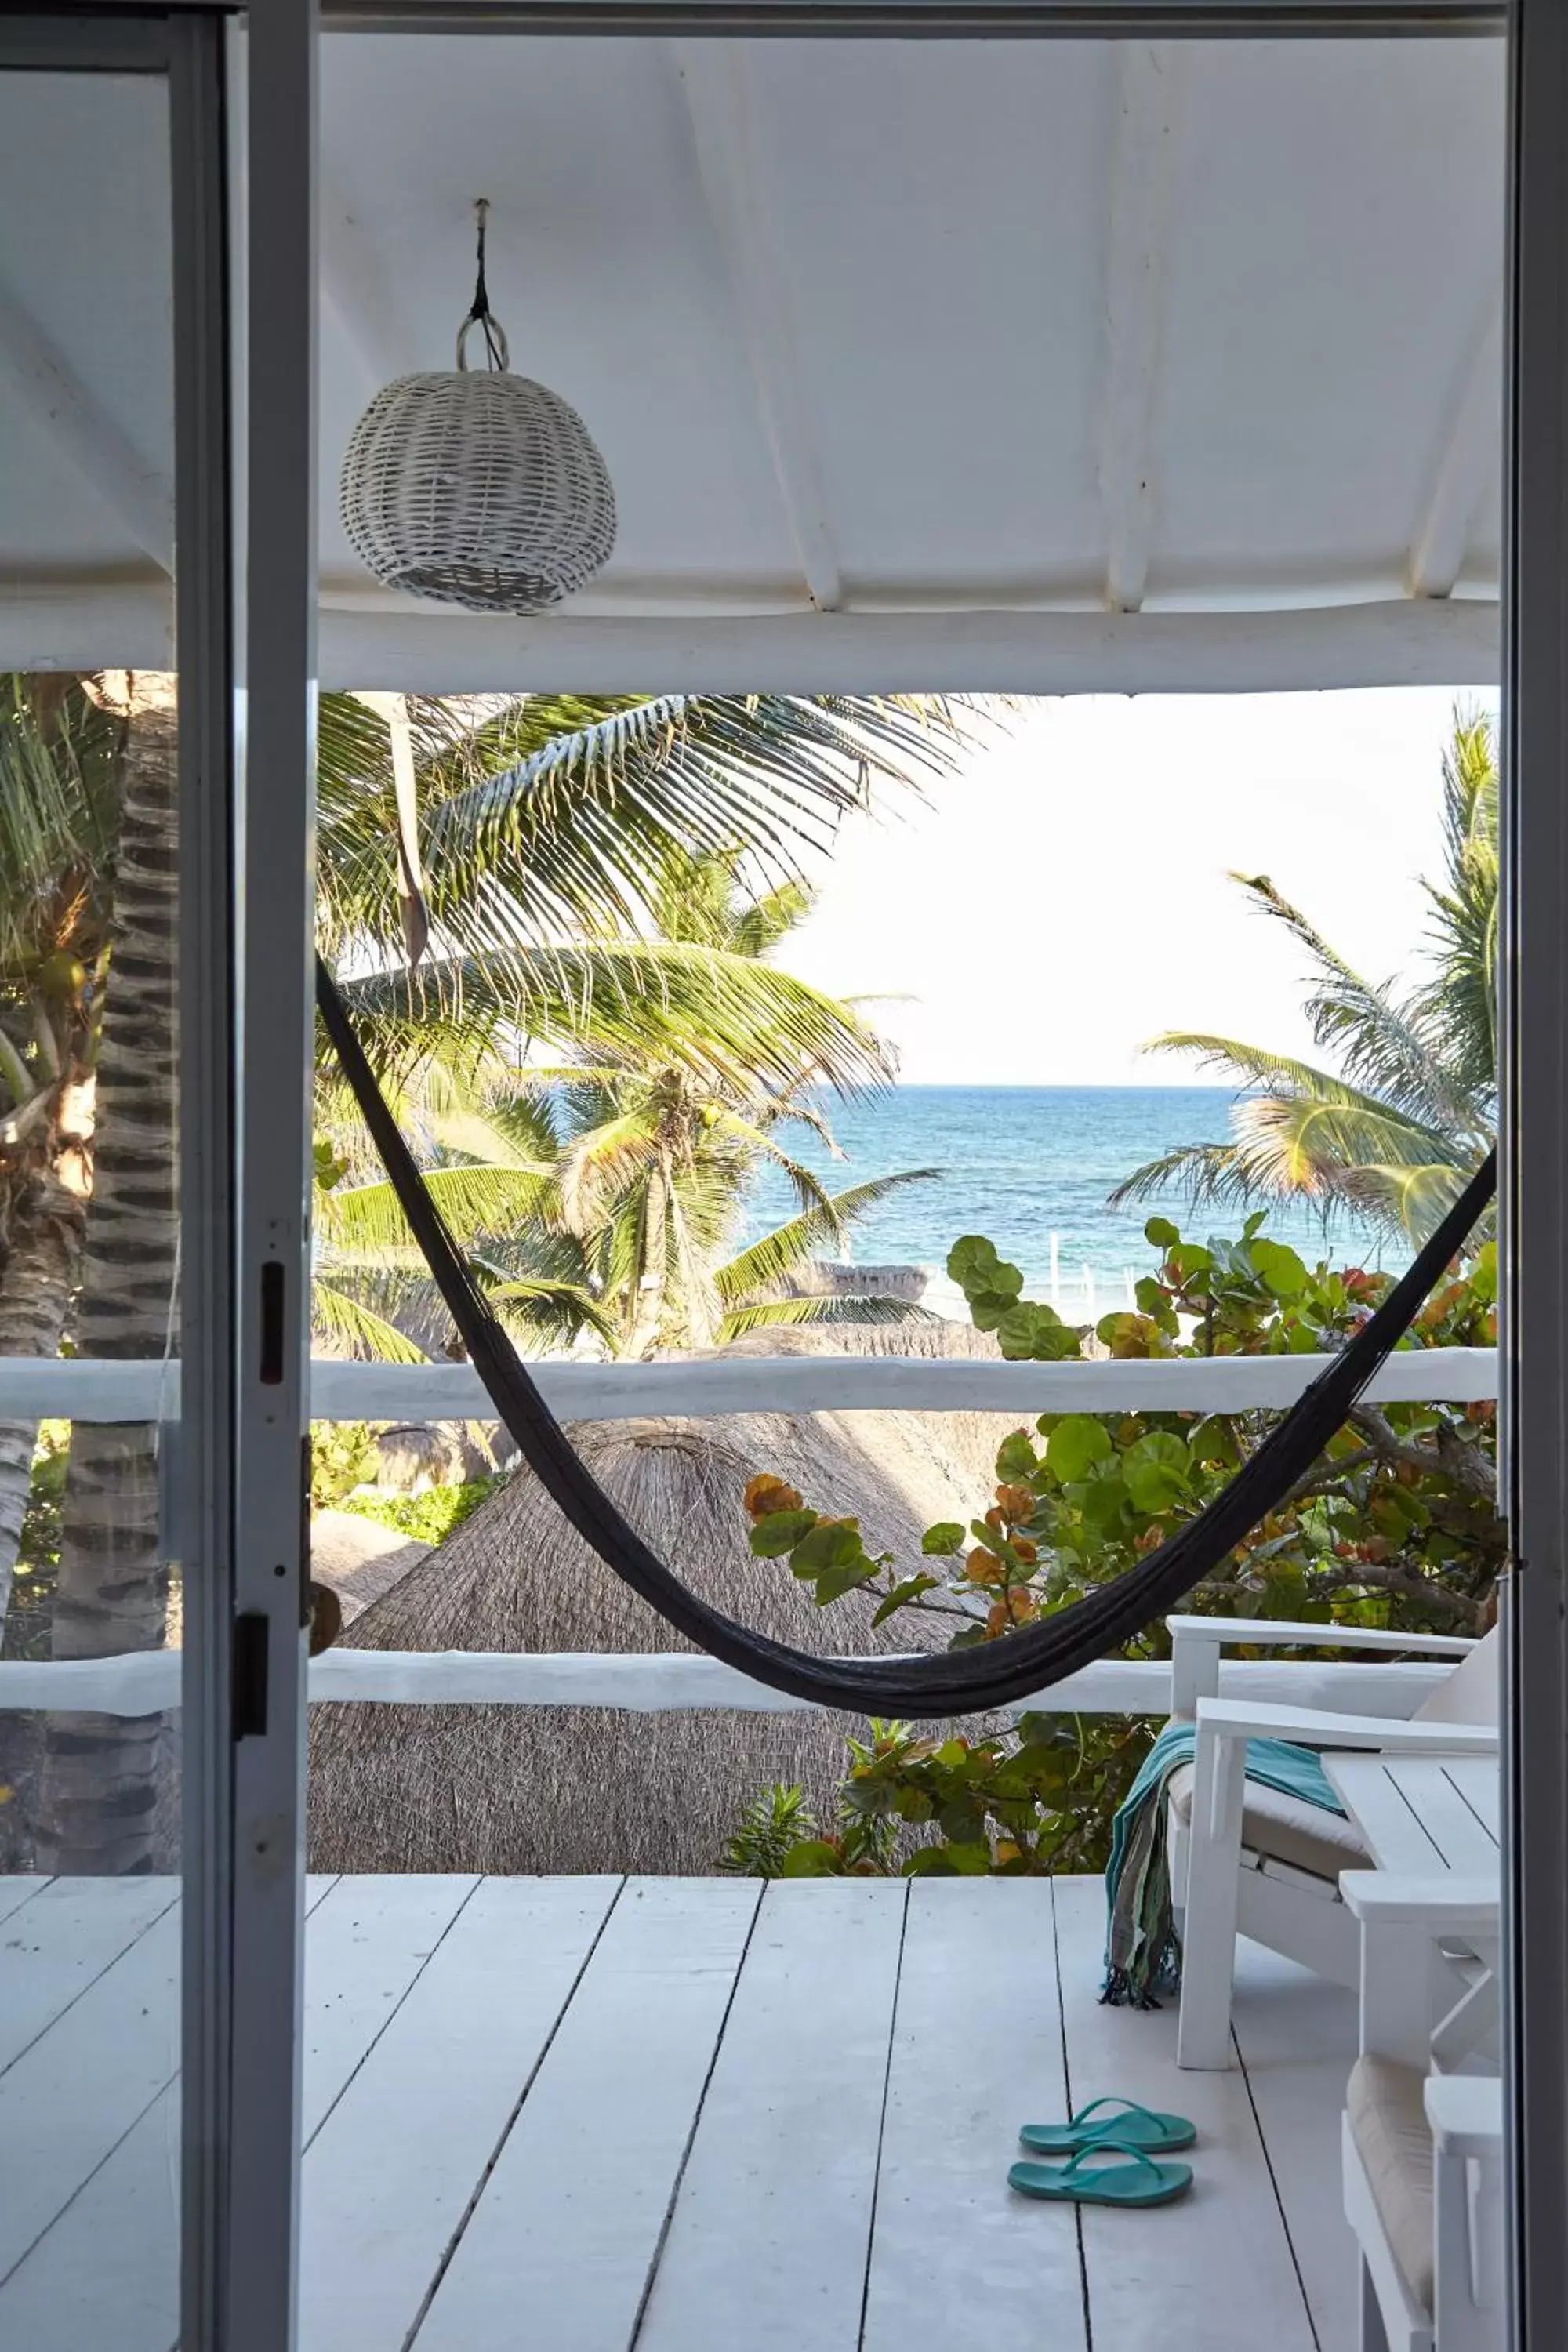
[1102,1721,1345,2009]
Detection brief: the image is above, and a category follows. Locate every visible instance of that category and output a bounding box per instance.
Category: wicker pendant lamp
[339,200,617,615]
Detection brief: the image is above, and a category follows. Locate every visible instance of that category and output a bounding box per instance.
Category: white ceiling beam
[2,584,1497,694]
[1406,295,1503,600]
[1098,43,1189,614]
[314,594,1496,695]
[0,274,172,574]
[671,40,844,615]
[0,582,174,673]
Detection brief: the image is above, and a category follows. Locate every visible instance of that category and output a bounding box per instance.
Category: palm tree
[312,693,968,1073]
[4,681,975,1866]
[1111,712,1497,1244]
[38,671,181,1872]
[314,851,939,1360]
[0,676,119,1625]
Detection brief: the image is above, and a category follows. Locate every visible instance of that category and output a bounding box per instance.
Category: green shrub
[339,1475,500,1548]
[723,1211,1502,1879]
[309,1421,381,1509]
[1,1421,70,1663]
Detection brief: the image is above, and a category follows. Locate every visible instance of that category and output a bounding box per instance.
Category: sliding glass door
[0,13,313,2350]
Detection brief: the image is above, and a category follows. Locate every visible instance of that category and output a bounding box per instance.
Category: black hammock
[318,956,1497,1719]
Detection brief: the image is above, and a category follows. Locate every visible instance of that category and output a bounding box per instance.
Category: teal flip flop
[1008,2142,1193,2209]
[1018,2096,1196,2158]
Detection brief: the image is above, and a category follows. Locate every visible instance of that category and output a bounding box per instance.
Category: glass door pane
[0,24,242,2348]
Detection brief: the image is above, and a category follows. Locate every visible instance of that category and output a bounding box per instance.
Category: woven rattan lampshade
[339,204,616,615]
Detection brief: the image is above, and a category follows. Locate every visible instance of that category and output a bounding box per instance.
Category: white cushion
[1348,2054,1434,2312]
[1167,1762,1371,1882]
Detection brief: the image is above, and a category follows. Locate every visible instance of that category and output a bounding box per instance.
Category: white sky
[782,686,1493,1087]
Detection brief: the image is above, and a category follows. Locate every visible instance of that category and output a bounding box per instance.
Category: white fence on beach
[0,1345,1497,1724]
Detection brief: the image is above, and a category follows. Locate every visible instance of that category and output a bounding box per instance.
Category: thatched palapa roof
[308,1323,1022,1878]
[310,1509,433,1626]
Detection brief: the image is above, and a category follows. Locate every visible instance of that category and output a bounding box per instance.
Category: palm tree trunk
[38,677,180,1875]
[0,1172,85,1871]
[0,1173,85,1622]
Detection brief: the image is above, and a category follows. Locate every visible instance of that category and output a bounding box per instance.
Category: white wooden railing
[0,1345,1497,1722]
[0,1648,1465,1721]
[0,1343,1499,1423]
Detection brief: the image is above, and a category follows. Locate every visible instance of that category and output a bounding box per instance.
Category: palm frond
[316,693,981,969]
[717,1294,937,1341]
[1327,1160,1490,1243]
[483,1272,619,1349]
[0,677,122,967]
[327,942,893,1100]
[1227,872,1479,1133]
[556,1105,663,1233]
[1145,1033,1461,1156]
[1108,1141,1273,1214]
[1232,1093,1468,1186]
[310,1279,430,1363]
[713,1170,941,1305]
[1414,708,1498,1102]
[316,1162,560,1254]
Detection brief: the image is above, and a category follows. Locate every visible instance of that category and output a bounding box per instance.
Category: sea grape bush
[726,1210,1504,1878]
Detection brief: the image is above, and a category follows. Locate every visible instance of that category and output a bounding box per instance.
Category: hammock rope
[318,955,1497,1719]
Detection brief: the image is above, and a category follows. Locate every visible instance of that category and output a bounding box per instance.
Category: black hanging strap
[318,953,1497,1718]
[456,197,510,374]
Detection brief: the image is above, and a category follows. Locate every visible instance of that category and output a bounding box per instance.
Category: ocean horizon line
[855,1080,1247,1093]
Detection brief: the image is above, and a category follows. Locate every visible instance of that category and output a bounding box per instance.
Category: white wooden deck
[0,1873,1359,2351]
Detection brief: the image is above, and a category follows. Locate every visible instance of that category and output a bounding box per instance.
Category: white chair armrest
[1192,1697,1499,1751]
[1425,2072,1503,2158]
[1167,1614,1476,1657]
[1341,1871,1499,1932]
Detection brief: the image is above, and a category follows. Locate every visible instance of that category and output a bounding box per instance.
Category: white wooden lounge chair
[1341,1872,1504,2352]
[1164,1618,1500,2071]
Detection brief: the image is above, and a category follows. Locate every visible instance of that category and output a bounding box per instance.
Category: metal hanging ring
[456,313,511,372]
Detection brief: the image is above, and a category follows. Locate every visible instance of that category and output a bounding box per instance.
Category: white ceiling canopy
[0,34,1504,691]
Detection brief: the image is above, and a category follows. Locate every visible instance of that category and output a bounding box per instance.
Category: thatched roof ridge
[310,1509,432,1625]
[308,1320,1020,1877]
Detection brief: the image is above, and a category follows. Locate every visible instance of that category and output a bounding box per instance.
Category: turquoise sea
[738,1086,1407,1316]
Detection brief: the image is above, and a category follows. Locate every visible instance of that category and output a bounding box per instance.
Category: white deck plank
[1231,1938,1361,2352]
[0,1871,419,2352]
[299,1875,622,2352]
[414,1876,760,2352]
[0,1875,49,1926]
[862,1877,1088,2352]
[0,1874,177,2076]
[0,1902,181,2282]
[301,1874,481,2143]
[635,1877,909,2352]
[1052,1875,1318,2352]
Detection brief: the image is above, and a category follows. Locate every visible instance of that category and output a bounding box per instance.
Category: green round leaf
[1045,1415,1114,1483]
[789,1518,865,1573]
[748,1508,820,1558]
[779,1841,844,1878]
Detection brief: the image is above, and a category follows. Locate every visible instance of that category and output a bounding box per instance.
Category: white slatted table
[1322,1751,1501,2070]
[0,1873,1360,2352]
[1321,1753,1501,1878]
